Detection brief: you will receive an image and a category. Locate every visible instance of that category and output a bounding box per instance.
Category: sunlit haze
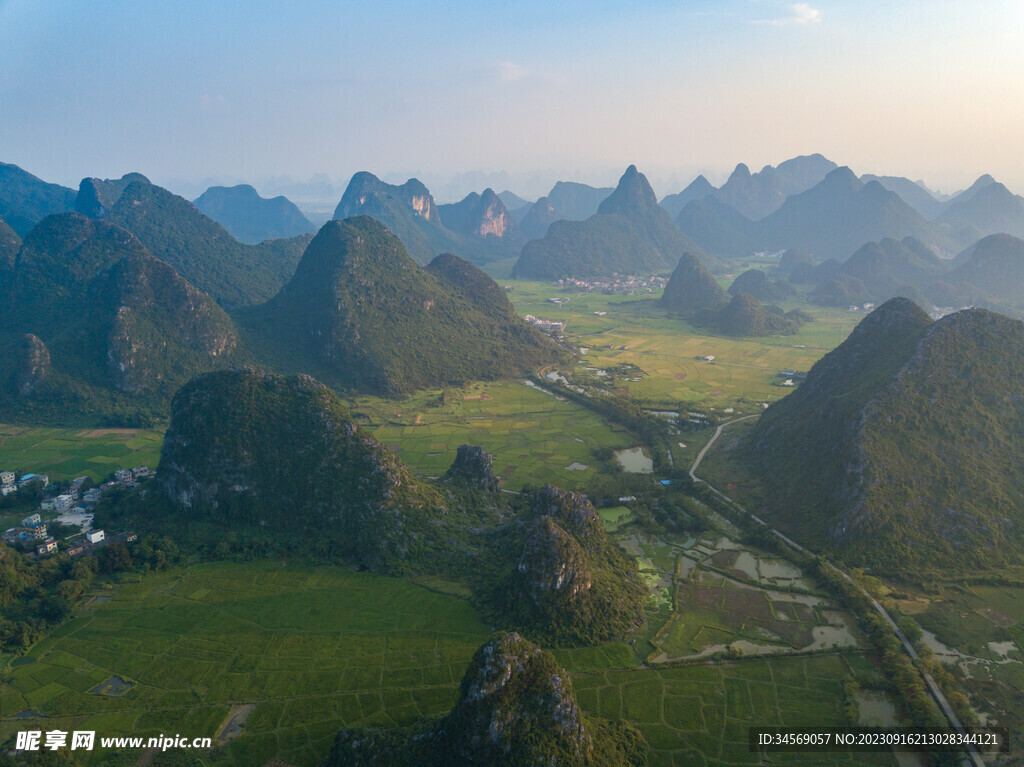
[2,0,1023,200]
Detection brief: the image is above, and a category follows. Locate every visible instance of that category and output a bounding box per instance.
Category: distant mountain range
[513,166,707,279]
[679,167,958,261]
[0,162,76,237]
[660,154,837,221]
[750,297,1024,576]
[333,172,520,264]
[193,184,315,244]
[512,181,615,241]
[787,231,1024,316]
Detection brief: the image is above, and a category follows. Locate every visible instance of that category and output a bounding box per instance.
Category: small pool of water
[615,447,653,473]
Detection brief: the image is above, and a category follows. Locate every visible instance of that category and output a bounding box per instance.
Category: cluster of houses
[2,465,152,558]
[1,471,49,497]
[524,315,566,334]
[554,274,668,294]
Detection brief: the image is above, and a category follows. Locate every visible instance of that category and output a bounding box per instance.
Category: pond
[615,446,653,473]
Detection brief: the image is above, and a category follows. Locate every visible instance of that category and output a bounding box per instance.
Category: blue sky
[2,0,1023,200]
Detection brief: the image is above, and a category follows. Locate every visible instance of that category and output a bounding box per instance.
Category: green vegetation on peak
[0,161,76,237]
[699,292,809,337]
[105,179,313,307]
[513,166,708,280]
[826,236,944,304]
[727,268,796,302]
[193,183,315,244]
[493,486,648,645]
[0,212,239,424]
[158,368,444,572]
[0,214,22,268]
[328,631,644,767]
[750,297,1024,576]
[240,216,557,397]
[660,252,729,314]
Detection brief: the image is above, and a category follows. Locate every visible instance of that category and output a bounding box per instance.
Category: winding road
[689,416,985,767]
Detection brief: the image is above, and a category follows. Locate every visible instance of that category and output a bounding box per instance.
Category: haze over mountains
[513,166,707,280]
[193,184,316,244]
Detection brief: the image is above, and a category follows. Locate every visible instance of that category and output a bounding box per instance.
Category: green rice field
[1,561,896,767]
[506,279,861,409]
[0,425,164,482]
[0,562,490,766]
[573,654,895,766]
[353,378,632,489]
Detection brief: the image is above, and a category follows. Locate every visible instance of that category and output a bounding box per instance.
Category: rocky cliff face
[445,633,593,763]
[327,632,642,766]
[75,173,151,218]
[438,189,519,240]
[444,444,500,492]
[14,334,54,396]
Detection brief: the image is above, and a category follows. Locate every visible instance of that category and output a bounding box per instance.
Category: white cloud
[492,62,569,88]
[753,3,822,26]
[199,93,227,111]
[497,62,529,82]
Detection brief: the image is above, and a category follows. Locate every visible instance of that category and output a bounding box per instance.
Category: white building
[54,494,75,512]
[86,530,105,544]
[114,469,133,483]
[0,471,14,486]
[22,513,41,527]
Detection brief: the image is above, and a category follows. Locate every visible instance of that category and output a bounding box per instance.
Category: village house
[67,543,87,557]
[114,468,133,483]
[86,530,105,544]
[0,484,16,497]
[36,538,58,556]
[132,466,154,479]
[22,513,41,527]
[29,522,48,540]
[1,471,15,486]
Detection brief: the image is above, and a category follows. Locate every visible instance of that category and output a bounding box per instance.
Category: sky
[2,0,1024,202]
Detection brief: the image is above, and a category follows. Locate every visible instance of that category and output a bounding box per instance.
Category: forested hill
[238,216,558,397]
[104,180,312,308]
[750,297,1024,577]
